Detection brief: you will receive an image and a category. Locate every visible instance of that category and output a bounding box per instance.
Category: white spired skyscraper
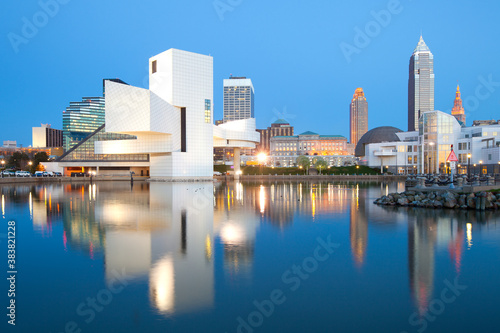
[223,76,254,123]
[408,36,434,132]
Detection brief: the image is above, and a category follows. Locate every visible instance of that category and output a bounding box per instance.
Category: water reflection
[1,180,500,321]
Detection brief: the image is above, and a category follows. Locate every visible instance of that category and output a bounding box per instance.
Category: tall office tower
[62,96,105,151]
[223,76,254,123]
[408,36,434,131]
[451,85,466,125]
[349,88,368,146]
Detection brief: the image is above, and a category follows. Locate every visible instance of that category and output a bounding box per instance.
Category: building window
[181,108,186,152]
[152,60,157,74]
[204,99,211,123]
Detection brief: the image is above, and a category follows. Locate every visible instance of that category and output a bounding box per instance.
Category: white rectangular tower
[148,49,214,179]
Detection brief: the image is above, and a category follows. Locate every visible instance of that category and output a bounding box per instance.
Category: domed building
[355,126,403,157]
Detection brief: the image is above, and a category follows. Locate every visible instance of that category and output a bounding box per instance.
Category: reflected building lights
[466,223,473,249]
[149,256,175,314]
[259,185,266,214]
[29,192,33,219]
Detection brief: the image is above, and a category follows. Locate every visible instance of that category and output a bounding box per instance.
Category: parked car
[213,171,222,176]
[15,171,31,177]
[34,171,45,177]
[46,171,55,177]
[53,172,62,177]
[71,172,85,177]
[2,170,15,177]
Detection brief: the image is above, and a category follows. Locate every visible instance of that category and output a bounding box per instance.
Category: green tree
[7,152,29,169]
[296,156,311,174]
[313,157,328,175]
[30,152,49,173]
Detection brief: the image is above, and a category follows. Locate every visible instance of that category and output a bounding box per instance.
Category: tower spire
[451,84,466,125]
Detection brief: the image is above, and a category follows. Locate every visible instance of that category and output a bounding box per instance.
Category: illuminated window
[204,99,211,123]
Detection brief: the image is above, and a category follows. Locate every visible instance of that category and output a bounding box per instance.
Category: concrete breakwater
[374,190,500,210]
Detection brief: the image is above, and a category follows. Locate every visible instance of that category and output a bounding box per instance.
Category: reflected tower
[350,185,368,267]
[408,216,436,315]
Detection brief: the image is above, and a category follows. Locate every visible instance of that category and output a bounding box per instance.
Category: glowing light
[220,224,245,244]
[1,194,4,217]
[257,153,267,164]
[466,223,473,249]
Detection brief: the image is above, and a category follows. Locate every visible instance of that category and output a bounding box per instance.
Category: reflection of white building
[359,111,500,174]
[103,183,214,315]
[45,49,259,179]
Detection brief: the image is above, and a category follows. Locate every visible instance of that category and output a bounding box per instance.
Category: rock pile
[373,191,500,210]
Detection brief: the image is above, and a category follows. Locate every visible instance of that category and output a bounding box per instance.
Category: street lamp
[479,160,483,176]
[467,153,471,180]
[473,164,477,175]
[1,160,4,178]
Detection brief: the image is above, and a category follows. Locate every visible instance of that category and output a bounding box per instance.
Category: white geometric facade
[93,48,259,180]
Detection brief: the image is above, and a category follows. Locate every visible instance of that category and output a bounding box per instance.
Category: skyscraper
[62,96,105,151]
[223,76,254,123]
[350,88,368,146]
[408,36,434,132]
[451,85,466,125]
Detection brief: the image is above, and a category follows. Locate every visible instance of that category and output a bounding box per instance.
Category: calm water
[2,180,500,333]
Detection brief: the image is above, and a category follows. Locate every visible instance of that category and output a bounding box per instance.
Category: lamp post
[1,160,4,178]
[479,160,483,176]
[467,153,471,180]
[473,164,477,175]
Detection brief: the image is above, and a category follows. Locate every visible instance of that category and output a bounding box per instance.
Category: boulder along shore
[373,190,500,210]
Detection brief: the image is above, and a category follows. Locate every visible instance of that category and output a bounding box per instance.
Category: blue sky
[1,0,500,146]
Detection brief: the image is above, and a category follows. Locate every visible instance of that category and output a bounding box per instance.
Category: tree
[313,157,328,175]
[30,152,49,173]
[296,156,310,174]
[7,152,29,169]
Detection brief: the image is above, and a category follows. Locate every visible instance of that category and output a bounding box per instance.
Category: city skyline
[2,1,500,146]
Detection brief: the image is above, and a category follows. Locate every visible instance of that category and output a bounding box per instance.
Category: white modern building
[358,110,500,175]
[45,49,259,180]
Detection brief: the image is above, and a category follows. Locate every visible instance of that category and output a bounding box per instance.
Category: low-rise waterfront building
[358,110,500,174]
[268,131,354,167]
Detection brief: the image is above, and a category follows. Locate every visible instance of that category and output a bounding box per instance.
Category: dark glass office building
[62,96,105,151]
